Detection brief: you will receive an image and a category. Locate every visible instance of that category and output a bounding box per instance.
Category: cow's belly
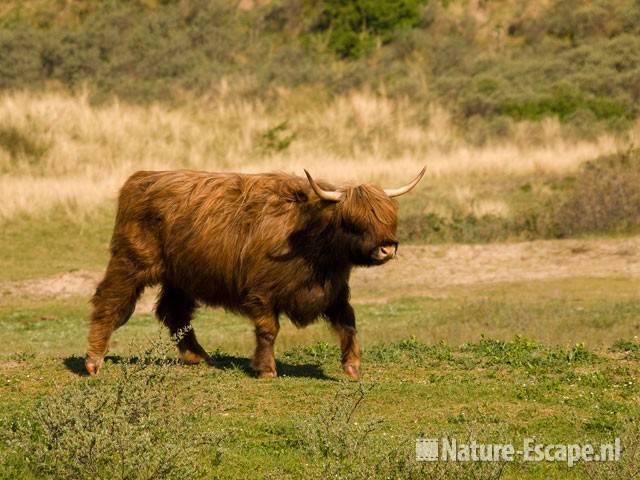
[168,268,242,309]
[282,283,335,327]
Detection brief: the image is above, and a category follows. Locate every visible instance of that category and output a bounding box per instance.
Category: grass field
[1,282,639,479]
[0,89,638,477]
[0,86,638,478]
[1,213,639,478]
[1,1,640,476]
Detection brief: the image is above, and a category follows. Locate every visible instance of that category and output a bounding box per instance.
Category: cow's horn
[384,166,426,198]
[304,170,342,202]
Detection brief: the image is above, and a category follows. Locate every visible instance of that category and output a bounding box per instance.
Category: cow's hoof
[85,355,103,376]
[256,370,277,379]
[343,363,360,379]
[180,350,211,365]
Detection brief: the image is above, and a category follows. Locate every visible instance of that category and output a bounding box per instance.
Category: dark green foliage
[311,0,427,58]
[0,1,254,101]
[444,32,640,131]
[427,0,640,133]
[501,90,632,122]
[257,121,296,154]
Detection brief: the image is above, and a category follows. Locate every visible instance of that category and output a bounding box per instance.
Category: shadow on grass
[212,353,335,380]
[63,355,89,376]
[63,353,334,380]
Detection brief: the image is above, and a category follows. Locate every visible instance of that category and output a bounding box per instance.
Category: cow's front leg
[251,314,280,378]
[327,299,361,379]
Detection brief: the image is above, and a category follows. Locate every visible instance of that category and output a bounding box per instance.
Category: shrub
[298,381,507,479]
[0,0,639,143]
[535,0,629,46]
[1,333,222,480]
[311,0,427,59]
[547,149,640,237]
[256,121,296,155]
[580,422,640,480]
[501,91,632,122]
[0,1,251,102]
[398,147,640,244]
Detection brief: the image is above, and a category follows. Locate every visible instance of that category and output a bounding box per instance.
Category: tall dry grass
[0,89,637,220]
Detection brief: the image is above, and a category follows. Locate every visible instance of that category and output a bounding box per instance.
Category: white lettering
[416,437,622,466]
[441,438,456,461]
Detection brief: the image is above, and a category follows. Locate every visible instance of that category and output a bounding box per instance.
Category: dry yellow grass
[0,90,637,220]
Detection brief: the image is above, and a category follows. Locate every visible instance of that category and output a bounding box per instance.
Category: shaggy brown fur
[86,170,406,378]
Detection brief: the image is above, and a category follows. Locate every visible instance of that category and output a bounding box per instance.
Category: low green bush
[297,381,507,479]
[1,333,222,480]
[501,91,632,122]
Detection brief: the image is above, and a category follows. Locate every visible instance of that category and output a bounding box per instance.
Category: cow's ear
[292,190,308,203]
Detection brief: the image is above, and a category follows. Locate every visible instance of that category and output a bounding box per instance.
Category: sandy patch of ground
[2,237,639,310]
[2,270,102,299]
[0,360,20,371]
[0,270,160,314]
[352,236,640,300]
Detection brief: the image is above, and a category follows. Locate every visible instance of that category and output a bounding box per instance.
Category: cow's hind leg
[156,285,210,365]
[86,258,143,375]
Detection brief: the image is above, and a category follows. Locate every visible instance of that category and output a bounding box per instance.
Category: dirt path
[2,236,639,310]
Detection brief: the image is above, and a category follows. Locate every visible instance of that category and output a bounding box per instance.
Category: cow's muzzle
[371,243,397,263]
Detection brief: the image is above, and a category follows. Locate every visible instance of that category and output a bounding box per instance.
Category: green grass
[1,2,639,475]
[0,206,113,282]
[1,278,639,478]
[2,277,639,356]
[0,172,638,478]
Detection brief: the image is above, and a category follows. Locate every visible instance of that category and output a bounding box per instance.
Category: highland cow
[86,167,425,378]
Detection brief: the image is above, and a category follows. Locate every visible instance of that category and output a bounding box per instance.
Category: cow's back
[113,170,310,310]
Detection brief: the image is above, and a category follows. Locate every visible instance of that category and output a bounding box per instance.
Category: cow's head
[304,167,425,266]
